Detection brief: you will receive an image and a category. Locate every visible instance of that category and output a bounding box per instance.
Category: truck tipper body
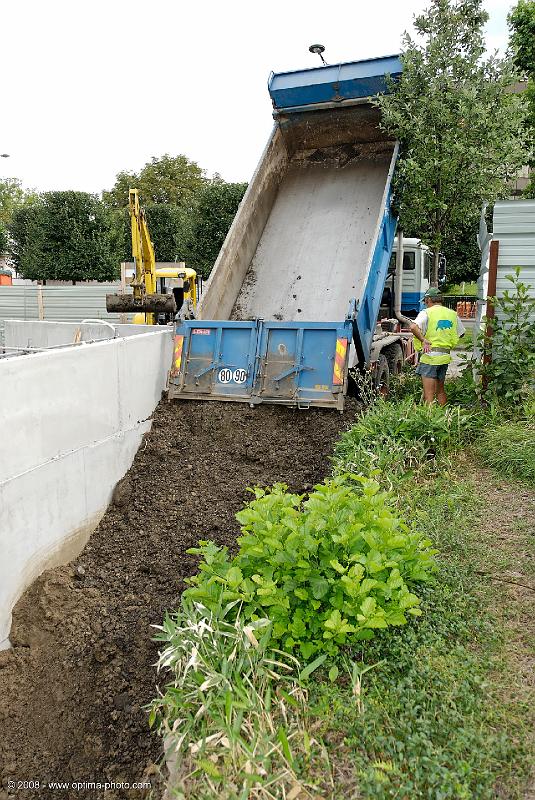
[169,55,411,410]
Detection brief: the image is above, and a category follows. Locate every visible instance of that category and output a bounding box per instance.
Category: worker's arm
[409,313,431,353]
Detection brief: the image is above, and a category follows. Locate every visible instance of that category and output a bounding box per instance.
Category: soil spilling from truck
[0,399,357,800]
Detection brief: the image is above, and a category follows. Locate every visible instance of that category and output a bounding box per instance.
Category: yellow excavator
[106,188,197,325]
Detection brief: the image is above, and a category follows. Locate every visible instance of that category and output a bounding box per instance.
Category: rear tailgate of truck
[168,318,352,409]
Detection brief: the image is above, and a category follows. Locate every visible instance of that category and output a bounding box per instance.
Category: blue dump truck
[168,54,414,410]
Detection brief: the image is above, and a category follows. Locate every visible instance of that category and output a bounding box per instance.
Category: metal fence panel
[0,284,131,343]
[494,201,535,324]
[475,200,535,332]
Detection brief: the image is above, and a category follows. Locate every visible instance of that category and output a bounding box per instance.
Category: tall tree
[103,154,206,211]
[376,0,529,283]
[0,177,37,257]
[441,216,482,285]
[0,178,26,226]
[508,0,535,76]
[112,203,194,263]
[187,179,247,277]
[0,223,8,255]
[508,0,535,197]
[9,192,119,282]
[145,204,193,262]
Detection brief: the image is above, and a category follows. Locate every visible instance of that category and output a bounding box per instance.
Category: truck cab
[386,239,432,317]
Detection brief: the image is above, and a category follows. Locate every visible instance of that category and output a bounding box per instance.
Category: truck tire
[384,343,403,376]
[374,354,390,396]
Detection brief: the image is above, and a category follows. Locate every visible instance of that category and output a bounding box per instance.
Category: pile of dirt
[0,398,358,800]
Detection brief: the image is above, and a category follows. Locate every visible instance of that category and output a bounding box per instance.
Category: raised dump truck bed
[169,56,404,409]
[231,152,395,323]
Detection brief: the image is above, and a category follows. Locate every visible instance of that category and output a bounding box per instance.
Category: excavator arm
[106,188,176,323]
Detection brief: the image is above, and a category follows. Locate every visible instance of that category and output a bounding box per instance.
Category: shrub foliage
[474,269,535,403]
[184,476,437,660]
[9,191,119,281]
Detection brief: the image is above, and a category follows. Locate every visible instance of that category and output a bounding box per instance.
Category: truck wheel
[374,354,390,396]
[384,343,403,376]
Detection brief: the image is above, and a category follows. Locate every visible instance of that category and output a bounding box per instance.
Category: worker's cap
[423,287,442,298]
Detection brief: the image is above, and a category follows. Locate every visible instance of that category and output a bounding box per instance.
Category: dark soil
[0,399,358,800]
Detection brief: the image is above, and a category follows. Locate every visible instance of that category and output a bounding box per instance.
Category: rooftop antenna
[309,44,327,65]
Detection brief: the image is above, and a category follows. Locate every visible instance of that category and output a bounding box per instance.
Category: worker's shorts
[415,362,448,381]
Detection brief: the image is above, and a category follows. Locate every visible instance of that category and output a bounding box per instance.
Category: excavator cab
[156,267,197,311]
[132,268,198,325]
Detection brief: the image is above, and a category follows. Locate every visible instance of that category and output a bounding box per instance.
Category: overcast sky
[2,0,512,196]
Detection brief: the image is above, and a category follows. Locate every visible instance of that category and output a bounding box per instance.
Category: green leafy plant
[441,368,481,407]
[472,269,535,403]
[183,476,437,660]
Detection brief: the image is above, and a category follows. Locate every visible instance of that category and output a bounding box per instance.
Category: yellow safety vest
[414,304,459,365]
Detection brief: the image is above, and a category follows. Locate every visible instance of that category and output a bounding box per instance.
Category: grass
[306,476,532,799]
[333,396,485,488]
[475,420,535,487]
[149,603,332,800]
[444,281,478,296]
[389,364,481,407]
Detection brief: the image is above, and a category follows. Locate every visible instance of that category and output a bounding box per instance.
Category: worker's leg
[436,366,448,406]
[416,363,438,404]
[436,380,447,406]
[421,376,438,404]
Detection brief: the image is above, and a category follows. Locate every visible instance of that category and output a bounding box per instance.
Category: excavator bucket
[105,292,176,315]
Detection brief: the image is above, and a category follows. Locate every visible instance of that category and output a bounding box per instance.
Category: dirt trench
[0,399,357,800]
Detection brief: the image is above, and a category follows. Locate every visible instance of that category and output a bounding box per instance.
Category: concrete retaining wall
[0,327,174,649]
[4,319,156,349]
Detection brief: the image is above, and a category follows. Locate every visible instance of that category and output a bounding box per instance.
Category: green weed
[333,398,483,486]
[388,365,423,403]
[149,601,331,799]
[475,420,535,486]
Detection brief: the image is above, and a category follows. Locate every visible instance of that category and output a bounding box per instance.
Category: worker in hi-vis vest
[409,288,466,405]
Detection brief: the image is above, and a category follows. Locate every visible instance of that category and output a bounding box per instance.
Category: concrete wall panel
[4,319,158,349]
[0,328,173,649]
